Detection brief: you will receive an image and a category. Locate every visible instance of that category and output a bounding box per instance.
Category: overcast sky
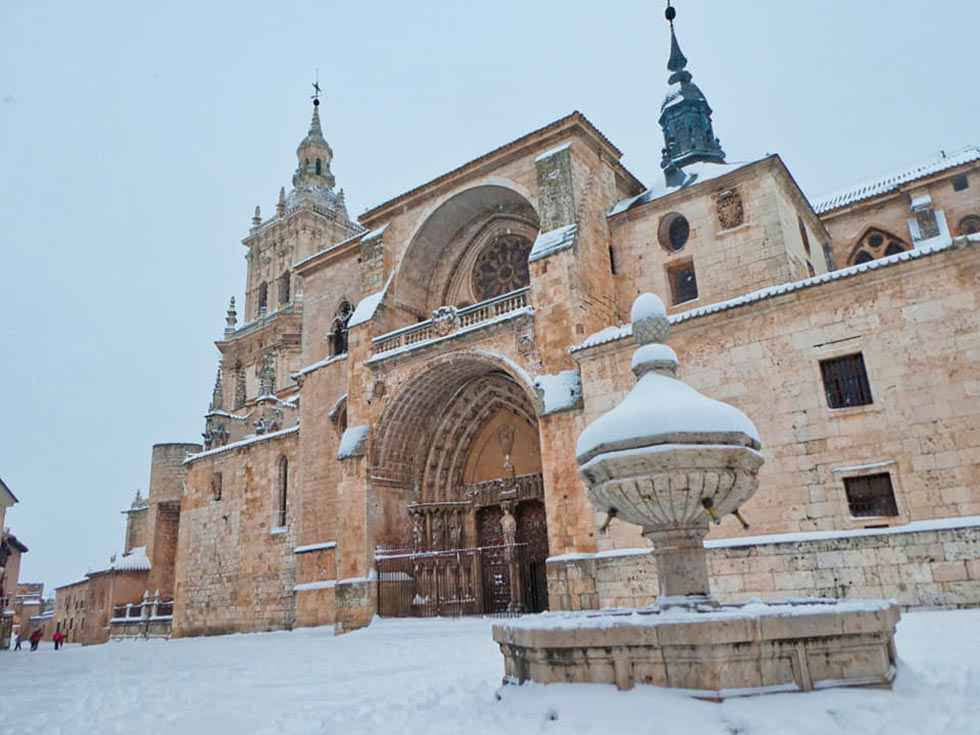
[2,0,978,591]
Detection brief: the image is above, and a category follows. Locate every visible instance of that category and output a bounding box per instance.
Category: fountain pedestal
[492,293,899,698]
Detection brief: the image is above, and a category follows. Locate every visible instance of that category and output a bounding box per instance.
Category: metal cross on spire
[311,70,321,107]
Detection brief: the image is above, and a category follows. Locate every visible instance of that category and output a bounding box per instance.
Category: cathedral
[54,8,980,642]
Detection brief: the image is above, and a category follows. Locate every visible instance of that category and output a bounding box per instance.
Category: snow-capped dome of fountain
[575,293,760,464]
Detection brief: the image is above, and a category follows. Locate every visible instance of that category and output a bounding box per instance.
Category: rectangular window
[667,260,698,305]
[843,473,899,517]
[608,245,618,275]
[952,174,969,192]
[820,353,873,408]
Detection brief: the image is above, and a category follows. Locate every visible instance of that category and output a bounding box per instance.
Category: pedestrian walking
[29,628,42,651]
[13,632,23,651]
[53,630,65,650]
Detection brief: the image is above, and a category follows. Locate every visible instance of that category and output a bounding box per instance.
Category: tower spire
[666,2,687,75]
[293,75,335,190]
[658,1,726,179]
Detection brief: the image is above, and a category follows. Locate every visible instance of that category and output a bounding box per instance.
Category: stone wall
[575,242,980,540]
[547,519,980,611]
[607,159,827,320]
[174,432,298,637]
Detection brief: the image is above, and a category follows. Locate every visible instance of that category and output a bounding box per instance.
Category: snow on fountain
[492,293,900,698]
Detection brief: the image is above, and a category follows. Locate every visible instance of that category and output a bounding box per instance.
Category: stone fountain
[492,294,899,698]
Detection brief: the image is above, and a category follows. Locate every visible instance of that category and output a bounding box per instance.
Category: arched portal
[391,184,540,324]
[373,352,550,615]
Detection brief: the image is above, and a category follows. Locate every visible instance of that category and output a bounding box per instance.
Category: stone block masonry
[547,518,980,611]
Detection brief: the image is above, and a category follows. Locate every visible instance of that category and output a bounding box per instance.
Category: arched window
[848,228,911,266]
[257,282,268,316]
[329,300,353,356]
[275,456,288,527]
[315,158,322,176]
[958,215,980,236]
[278,272,290,305]
[471,234,532,301]
[211,472,223,501]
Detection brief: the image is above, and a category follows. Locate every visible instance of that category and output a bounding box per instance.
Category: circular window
[471,234,532,301]
[658,213,690,252]
[958,215,980,235]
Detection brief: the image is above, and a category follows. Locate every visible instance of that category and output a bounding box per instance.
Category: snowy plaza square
[2,609,979,735]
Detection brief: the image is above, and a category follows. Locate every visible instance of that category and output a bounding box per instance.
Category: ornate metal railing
[371,288,530,355]
[375,543,545,618]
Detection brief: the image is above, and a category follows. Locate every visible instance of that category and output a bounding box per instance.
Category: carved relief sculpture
[431,306,459,337]
[715,188,744,229]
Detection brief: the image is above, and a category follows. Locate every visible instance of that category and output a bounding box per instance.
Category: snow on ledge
[337,425,369,460]
[533,369,582,415]
[547,516,980,563]
[534,141,571,162]
[349,272,394,328]
[294,541,337,554]
[294,580,337,592]
[292,352,347,380]
[529,223,577,262]
[831,460,896,475]
[570,236,977,354]
[184,425,300,465]
[704,515,980,549]
[501,598,895,631]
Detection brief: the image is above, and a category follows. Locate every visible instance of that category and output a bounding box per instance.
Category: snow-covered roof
[813,145,980,214]
[184,425,300,465]
[608,159,761,217]
[111,546,150,573]
[571,235,978,354]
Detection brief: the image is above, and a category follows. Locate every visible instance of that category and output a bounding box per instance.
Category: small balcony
[370,288,531,359]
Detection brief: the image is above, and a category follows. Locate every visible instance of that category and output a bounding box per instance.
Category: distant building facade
[1,478,28,649]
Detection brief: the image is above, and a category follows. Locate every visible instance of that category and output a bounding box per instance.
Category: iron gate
[375,543,544,618]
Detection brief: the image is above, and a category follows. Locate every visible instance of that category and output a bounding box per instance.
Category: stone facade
[58,16,977,640]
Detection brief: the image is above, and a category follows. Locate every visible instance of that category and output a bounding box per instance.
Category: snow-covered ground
[1,609,978,734]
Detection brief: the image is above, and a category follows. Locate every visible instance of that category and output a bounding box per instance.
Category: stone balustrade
[371,288,530,356]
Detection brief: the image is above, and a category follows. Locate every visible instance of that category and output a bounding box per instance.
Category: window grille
[843,473,898,517]
[820,353,873,408]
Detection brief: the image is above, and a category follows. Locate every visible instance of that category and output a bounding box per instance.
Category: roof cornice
[359,111,644,226]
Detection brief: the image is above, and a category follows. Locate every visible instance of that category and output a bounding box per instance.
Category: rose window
[472,234,532,301]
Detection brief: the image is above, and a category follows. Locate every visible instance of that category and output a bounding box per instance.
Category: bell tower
[293,85,336,191]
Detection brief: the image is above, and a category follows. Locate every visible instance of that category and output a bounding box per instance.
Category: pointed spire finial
[225,296,238,337]
[312,69,321,107]
[251,205,261,230]
[277,186,286,217]
[665,2,689,78]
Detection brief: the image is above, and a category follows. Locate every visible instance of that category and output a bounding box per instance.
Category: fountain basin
[493,599,899,699]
